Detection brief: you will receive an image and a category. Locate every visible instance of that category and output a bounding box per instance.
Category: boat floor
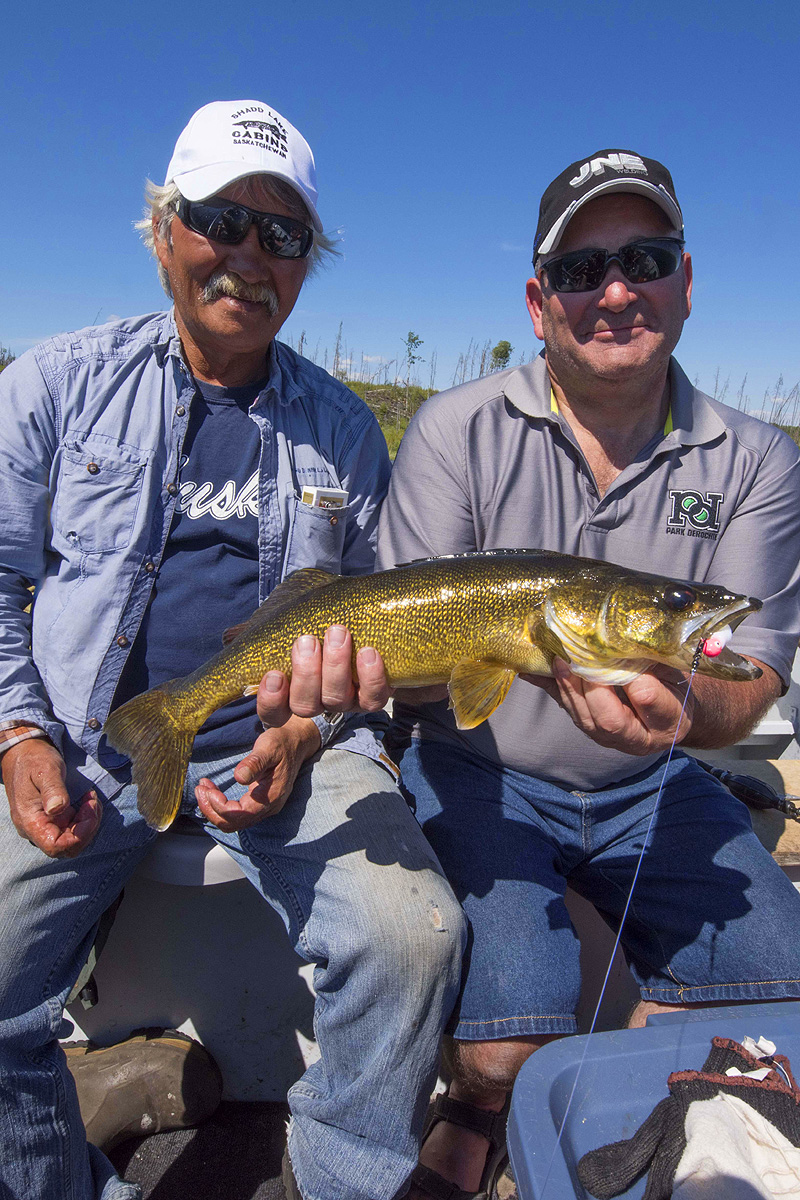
[108,1101,519,1199]
[109,1101,290,1199]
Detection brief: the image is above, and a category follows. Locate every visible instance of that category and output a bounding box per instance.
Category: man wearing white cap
[0,101,465,1200]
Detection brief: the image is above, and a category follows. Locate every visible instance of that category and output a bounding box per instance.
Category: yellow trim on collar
[550,387,673,434]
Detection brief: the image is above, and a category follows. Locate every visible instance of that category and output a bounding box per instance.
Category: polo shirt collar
[502,353,557,422]
[502,352,727,448]
[665,358,728,446]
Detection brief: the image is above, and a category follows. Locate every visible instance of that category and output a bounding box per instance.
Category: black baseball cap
[533,149,684,261]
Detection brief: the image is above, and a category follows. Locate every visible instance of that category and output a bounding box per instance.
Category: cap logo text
[569,153,648,189]
[231,115,288,158]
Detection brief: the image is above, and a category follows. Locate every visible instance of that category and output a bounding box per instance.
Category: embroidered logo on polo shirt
[666,490,724,540]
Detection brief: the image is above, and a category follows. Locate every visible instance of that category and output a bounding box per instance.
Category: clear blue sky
[2,0,798,414]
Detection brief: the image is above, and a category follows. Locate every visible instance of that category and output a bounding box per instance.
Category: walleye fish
[104,550,762,831]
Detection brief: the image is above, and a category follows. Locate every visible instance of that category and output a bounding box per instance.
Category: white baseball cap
[164,100,322,231]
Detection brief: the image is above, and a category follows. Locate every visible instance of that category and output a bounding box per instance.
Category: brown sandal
[411,1091,511,1200]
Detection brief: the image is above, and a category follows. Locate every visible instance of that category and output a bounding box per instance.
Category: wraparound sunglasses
[539,237,685,293]
[175,196,314,260]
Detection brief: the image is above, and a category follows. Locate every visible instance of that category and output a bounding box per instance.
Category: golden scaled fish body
[104,550,762,831]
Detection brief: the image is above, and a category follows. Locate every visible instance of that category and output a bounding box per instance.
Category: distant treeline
[2,337,798,454]
[347,378,800,459]
[347,381,434,457]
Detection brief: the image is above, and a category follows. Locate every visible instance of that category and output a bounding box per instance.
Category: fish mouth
[680,596,762,677]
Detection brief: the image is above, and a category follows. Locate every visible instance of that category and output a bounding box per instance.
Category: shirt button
[87,718,101,731]
[166,483,178,496]
[87,462,100,475]
[116,635,130,648]
[329,515,339,526]
[176,406,186,417]
[144,561,155,573]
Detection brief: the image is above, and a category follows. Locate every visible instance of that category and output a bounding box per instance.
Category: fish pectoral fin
[242,683,260,697]
[221,567,339,646]
[447,659,517,730]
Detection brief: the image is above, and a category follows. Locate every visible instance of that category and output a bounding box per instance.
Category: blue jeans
[0,746,466,1200]
[396,738,800,1040]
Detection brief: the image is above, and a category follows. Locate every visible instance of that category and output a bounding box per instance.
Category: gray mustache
[201,271,279,315]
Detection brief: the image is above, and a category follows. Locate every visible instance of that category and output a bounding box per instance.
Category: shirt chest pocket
[283,490,350,577]
[52,437,146,554]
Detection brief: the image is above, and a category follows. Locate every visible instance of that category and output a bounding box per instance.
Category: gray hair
[136,175,340,298]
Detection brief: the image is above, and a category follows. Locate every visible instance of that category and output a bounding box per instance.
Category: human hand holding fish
[255,624,394,728]
[530,653,780,755]
[536,659,697,755]
[2,738,101,857]
[194,716,322,831]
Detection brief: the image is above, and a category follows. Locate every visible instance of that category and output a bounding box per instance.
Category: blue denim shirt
[0,311,392,797]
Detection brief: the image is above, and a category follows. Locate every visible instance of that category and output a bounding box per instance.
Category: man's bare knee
[450,1034,560,1099]
[629,995,799,1030]
[627,999,686,1029]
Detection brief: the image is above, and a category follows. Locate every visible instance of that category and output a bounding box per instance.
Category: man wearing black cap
[262,148,800,1197]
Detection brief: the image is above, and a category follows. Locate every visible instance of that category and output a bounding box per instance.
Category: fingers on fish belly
[568,661,646,685]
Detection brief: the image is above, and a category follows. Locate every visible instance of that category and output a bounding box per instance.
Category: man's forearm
[680,659,782,750]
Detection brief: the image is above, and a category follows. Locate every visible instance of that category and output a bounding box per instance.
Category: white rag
[672,1093,800,1198]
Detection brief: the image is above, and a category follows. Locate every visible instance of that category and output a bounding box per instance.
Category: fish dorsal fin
[399,548,555,568]
[448,658,517,730]
[222,567,339,646]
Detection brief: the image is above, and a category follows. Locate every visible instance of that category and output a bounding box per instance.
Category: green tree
[489,340,513,372]
[402,332,425,418]
[0,346,15,373]
[403,331,424,380]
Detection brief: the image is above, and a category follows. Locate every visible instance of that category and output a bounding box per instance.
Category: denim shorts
[395,737,800,1040]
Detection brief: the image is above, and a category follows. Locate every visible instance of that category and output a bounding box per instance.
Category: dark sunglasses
[539,237,685,293]
[175,196,314,259]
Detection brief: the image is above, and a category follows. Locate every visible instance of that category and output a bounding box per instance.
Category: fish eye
[661,585,696,613]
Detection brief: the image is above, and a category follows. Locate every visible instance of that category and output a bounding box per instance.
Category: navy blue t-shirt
[113,377,267,755]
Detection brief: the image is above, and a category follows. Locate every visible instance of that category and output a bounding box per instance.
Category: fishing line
[538,656,701,1200]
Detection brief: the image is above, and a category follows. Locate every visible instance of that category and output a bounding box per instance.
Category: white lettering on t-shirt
[177,470,259,520]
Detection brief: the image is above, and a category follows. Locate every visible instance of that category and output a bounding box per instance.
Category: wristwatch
[316,710,348,747]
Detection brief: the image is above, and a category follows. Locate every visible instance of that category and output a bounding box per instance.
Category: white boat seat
[137,816,246,886]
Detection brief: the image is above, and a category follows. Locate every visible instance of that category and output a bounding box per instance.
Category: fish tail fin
[103,687,198,831]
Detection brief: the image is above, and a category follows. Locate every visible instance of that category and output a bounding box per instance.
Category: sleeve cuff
[312,710,348,748]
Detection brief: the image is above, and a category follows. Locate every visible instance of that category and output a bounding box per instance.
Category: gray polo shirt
[376,353,800,790]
